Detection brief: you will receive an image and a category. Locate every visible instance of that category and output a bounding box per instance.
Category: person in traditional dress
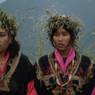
[34,15,95,95]
[0,9,37,95]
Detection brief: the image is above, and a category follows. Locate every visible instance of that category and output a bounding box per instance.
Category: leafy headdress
[0,9,19,37]
[46,15,81,39]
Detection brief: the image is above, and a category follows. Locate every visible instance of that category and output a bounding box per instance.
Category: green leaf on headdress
[0,9,18,34]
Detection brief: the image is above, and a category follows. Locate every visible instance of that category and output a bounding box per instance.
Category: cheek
[52,36,58,44]
[63,36,71,46]
[1,37,11,48]
[52,35,71,45]
[53,36,56,42]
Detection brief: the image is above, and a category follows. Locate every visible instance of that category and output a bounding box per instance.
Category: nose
[0,37,2,41]
[58,35,63,41]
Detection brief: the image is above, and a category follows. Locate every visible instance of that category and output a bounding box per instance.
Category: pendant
[56,78,61,86]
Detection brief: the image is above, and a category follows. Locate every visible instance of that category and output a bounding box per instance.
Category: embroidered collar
[54,48,75,73]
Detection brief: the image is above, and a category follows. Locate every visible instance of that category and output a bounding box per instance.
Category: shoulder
[81,55,91,63]
[37,55,49,69]
[19,53,33,66]
[35,55,50,74]
[19,53,34,72]
[80,55,91,71]
[39,55,49,65]
[20,54,30,63]
[20,53,36,79]
[81,55,91,65]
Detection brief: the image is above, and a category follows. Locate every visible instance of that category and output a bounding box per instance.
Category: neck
[60,47,72,58]
[0,51,6,60]
[61,50,69,58]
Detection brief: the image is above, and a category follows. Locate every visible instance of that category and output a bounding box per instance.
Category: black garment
[0,54,35,95]
[35,54,95,95]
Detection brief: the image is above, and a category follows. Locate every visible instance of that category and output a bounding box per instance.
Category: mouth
[0,44,2,46]
[56,44,65,48]
[57,43,65,46]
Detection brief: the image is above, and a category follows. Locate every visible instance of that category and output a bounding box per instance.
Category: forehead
[0,28,8,34]
[0,28,6,32]
[56,26,68,33]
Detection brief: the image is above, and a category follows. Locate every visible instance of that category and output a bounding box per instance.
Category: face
[53,26,71,51]
[0,28,12,53]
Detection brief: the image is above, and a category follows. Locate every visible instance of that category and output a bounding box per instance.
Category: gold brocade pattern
[36,54,94,95]
[37,55,79,95]
[0,52,21,92]
[0,79,10,91]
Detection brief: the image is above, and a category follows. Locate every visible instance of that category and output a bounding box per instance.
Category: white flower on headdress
[62,15,66,17]
[10,30,15,36]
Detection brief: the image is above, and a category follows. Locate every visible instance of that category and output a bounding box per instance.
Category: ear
[70,36,75,46]
[9,37,12,44]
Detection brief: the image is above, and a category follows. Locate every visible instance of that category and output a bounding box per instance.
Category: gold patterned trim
[48,54,81,87]
[0,51,21,92]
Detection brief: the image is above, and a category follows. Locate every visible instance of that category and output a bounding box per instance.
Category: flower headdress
[0,9,19,37]
[46,15,81,38]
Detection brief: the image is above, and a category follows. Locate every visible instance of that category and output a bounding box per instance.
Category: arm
[80,56,95,95]
[91,87,95,95]
[24,57,38,95]
[91,64,95,95]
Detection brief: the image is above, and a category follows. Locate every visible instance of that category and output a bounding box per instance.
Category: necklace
[48,54,81,88]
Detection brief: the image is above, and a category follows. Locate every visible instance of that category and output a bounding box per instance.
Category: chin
[57,47,66,51]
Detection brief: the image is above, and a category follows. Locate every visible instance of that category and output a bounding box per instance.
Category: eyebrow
[0,31,7,33]
[0,32,8,35]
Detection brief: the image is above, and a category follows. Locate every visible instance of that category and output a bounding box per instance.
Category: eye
[62,32,69,36]
[54,32,60,37]
[0,32,8,37]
